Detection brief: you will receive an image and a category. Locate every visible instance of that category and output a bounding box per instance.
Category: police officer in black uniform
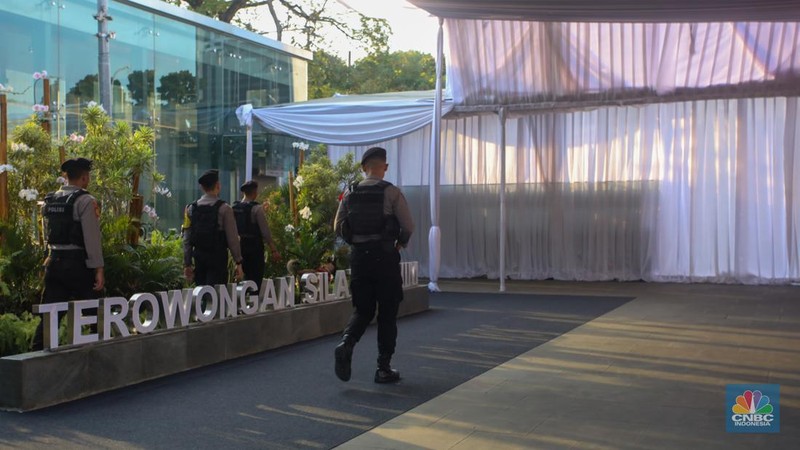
[33,157,104,350]
[233,180,281,290]
[182,169,244,286]
[333,147,414,383]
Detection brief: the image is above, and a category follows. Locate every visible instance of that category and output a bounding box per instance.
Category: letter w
[158,289,194,328]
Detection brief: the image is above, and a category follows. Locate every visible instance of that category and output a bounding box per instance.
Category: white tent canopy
[407,0,800,22]
[241,2,800,287]
[237,91,454,145]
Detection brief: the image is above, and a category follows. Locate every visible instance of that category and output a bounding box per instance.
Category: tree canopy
[308,49,441,99]
[162,0,390,55]
[162,1,444,98]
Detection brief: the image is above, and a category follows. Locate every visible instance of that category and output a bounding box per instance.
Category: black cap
[361,147,387,165]
[60,157,93,173]
[198,169,219,187]
[240,180,258,193]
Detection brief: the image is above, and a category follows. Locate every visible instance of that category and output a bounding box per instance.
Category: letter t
[33,302,69,350]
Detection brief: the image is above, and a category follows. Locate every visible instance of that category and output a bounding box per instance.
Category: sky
[334,0,439,56]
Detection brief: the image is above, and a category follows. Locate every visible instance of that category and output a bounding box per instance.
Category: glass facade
[0,0,309,228]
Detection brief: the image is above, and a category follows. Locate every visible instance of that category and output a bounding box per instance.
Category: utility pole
[96,0,112,112]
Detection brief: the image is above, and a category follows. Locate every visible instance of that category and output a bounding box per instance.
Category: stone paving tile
[338,281,800,450]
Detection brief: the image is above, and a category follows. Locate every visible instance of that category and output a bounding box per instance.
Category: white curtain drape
[330,96,800,283]
[408,0,800,22]
[445,20,800,106]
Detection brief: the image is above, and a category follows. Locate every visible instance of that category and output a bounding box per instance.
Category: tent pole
[428,17,445,293]
[499,108,507,292]
[245,125,253,182]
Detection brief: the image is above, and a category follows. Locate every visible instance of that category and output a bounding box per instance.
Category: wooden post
[128,172,142,245]
[128,195,143,246]
[288,170,297,225]
[0,93,8,221]
[41,78,51,135]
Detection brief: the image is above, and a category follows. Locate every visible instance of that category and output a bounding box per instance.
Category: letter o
[193,285,218,322]
[131,293,160,334]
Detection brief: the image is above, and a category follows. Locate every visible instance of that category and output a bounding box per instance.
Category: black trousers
[33,252,96,350]
[343,243,403,361]
[241,241,265,290]
[194,248,229,286]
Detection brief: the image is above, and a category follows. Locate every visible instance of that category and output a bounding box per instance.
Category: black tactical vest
[232,201,263,252]
[188,200,226,253]
[232,201,258,237]
[43,190,88,247]
[346,180,398,243]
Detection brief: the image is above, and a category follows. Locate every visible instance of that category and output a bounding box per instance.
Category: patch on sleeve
[182,206,191,229]
[92,200,100,219]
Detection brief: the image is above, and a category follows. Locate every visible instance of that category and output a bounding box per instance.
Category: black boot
[374,355,401,384]
[334,335,355,382]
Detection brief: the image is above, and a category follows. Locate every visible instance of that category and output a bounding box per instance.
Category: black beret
[361,147,387,165]
[240,180,258,192]
[198,169,219,186]
[60,157,93,173]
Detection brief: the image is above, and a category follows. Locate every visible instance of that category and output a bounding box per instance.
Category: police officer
[33,157,104,350]
[182,169,244,286]
[333,147,414,383]
[233,180,280,290]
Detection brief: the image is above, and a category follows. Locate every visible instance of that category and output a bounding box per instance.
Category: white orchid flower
[18,188,39,201]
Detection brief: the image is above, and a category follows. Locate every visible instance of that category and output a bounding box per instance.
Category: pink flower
[33,72,42,80]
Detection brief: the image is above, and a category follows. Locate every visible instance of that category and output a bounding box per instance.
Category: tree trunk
[219,0,250,23]
[128,172,142,245]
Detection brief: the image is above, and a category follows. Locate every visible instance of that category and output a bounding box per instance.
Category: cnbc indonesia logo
[728,385,780,433]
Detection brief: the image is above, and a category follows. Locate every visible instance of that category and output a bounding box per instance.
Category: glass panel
[107,1,155,128]
[60,0,104,136]
[1,0,310,231]
[152,14,198,229]
[0,0,61,130]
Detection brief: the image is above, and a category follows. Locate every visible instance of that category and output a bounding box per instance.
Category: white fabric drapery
[330,96,800,283]
[408,0,800,22]
[428,18,445,292]
[242,15,800,285]
[239,91,453,146]
[445,20,800,107]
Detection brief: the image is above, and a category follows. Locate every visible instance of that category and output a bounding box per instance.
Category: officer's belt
[351,234,383,243]
[49,248,87,259]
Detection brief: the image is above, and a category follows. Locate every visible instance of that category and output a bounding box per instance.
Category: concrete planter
[0,285,429,412]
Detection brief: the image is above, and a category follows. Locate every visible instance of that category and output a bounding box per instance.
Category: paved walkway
[337,280,800,449]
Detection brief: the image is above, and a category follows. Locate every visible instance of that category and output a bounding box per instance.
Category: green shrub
[263,145,361,277]
[103,229,184,297]
[0,313,39,357]
[0,223,45,316]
